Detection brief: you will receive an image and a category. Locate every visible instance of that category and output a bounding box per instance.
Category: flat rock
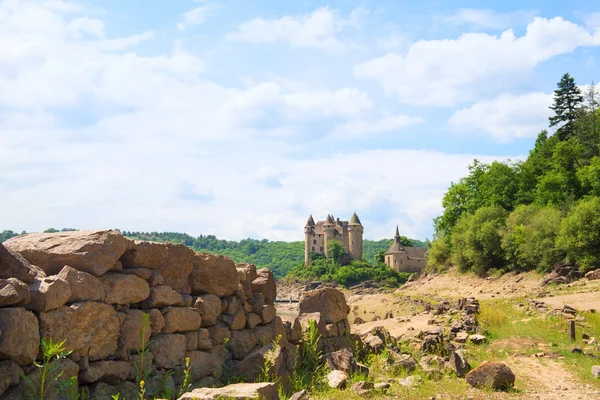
[142,285,183,308]
[162,307,202,333]
[100,273,150,304]
[0,307,40,365]
[79,360,130,384]
[177,382,278,400]
[0,243,45,283]
[120,240,169,269]
[326,369,348,389]
[190,253,238,297]
[468,334,488,345]
[4,229,131,276]
[57,266,104,303]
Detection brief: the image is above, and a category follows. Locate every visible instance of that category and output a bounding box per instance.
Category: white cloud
[226,6,363,54]
[331,115,424,139]
[448,92,553,141]
[355,17,600,106]
[176,2,219,31]
[440,8,535,30]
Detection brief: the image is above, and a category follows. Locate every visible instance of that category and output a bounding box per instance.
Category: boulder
[585,269,600,281]
[100,273,150,304]
[0,360,23,397]
[237,263,257,298]
[39,302,120,361]
[186,346,225,380]
[298,312,324,334]
[280,315,302,344]
[229,343,283,382]
[162,307,202,333]
[190,253,238,297]
[0,278,30,307]
[251,268,276,305]
[27,276,71,312]
[220,310,246,331]
[448,350,471,377]
[120,240,168,269]
[156,244,195,293]
[299,288,350,324]
[391,353,416,372]
[177,382,278,400]
[0,307,40,365]
[140,285,183,308]
[260,305,276,325]
[148,334,186,368]
[227,329,257,360]
[208,323,231,346]
[4,230,131,276]
[57,266,104,303]
[246,313,261,329]
[0,243,45,283]
[197,328,213,350]
[149,308,165,334]
[79,360,131,384]
[326,370,348,389]
[466,361,515,390]
[120,309,151,352]
[324,348,365,374]
[193,294,221,327]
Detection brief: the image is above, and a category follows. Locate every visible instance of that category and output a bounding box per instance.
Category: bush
[556,196,600,271]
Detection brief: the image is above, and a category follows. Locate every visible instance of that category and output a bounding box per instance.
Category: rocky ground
[276,268,600,399]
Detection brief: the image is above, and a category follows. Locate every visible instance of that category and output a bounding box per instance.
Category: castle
[304,213,363,265]
[384,226,427,273]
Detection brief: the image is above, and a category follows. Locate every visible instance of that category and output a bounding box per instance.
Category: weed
[289,320,327,394]
[177,357,192,398]
[134,313,152,400]
[22,337,73,400]
[258,335,282,383]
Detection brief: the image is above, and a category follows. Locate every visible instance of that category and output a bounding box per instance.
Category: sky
[1,0,600,242]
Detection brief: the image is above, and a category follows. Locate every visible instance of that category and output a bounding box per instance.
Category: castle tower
[347,212,363,261]
[322,214,336,257]
[304,215,315,265]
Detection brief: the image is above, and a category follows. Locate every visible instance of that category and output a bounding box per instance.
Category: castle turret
[304,215,315,265]
[347,212,363,261]
[323,214,336,257]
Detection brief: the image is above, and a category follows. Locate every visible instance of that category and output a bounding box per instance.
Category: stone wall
[0,230,294,399]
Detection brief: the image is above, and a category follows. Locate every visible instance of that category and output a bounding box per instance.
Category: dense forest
[0,229,425,279]
[428,73,600,275]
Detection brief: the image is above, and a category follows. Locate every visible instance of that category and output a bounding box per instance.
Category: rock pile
[0,230,297,399]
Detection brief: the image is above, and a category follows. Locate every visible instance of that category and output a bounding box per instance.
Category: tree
[556,197,600,272]
[549,73,584,141]
[374,249,386,264]
[326,240,346,266]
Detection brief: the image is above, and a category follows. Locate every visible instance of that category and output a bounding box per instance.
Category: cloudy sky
[1,0,600,242]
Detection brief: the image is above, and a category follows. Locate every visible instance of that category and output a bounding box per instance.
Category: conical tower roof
[395,226,400,237]
[325,214,334,224]
[305,215,315,227]
[386,226,406,254]
[349,212,362,225]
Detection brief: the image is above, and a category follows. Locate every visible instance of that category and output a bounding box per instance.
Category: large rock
[162,307,202,333]
[141,285,184,308]
[148,334,186,368]
[79,360,130,384]
[0,360,23,397]
[0,308,39,365]
[100,273,150,304]
[448,350,471,378]
[190,253,238,297]
[39,302,120,360]
[0,242,45,283]
[186,346,225,380]
[0,278,30,307]
[237,263,257,298]
[4,230,131,276]
[230,343,283,382]
[154,244,195,293]
[208,323,231,345]
[27,276,71,312]
[466,361,515,390]
[57,266,104,303]
[177,382,278,400]
[280,315,302,344]
[260,305,276,325]
[326,370,348,389]
[299,288,350,324]
[227,329,257,360]
[220,310,247,331]
[193,294,221,327]
[120,240,169,269]
[120,309,151,352]
[324,348,363,374]
[251,268,276,305]
[585,269,600,281]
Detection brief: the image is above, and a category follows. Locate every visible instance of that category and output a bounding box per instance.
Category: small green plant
[135,313,152,400]
[258,335,282,383]
[177,357,192,397]
[289,320,326,393]
[157,370,174,399]
[23,337,73,400]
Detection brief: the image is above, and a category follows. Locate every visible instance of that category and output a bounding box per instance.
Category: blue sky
[1,0,599,241]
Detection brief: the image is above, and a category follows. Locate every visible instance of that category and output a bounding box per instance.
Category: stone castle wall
[0,229,338,399]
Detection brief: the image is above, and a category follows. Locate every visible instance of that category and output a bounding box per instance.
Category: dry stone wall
[0,230,296,399]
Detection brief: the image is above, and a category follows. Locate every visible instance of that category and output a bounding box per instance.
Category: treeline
[121,231,425,279]
[429,73,600,275]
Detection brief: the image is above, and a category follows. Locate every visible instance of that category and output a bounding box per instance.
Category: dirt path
[536,290,600,311]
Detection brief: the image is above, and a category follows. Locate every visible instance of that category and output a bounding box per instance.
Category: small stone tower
[304,215,316,266]
[322,214,336,258]
[384,226,427,272]
[347,212,364,262]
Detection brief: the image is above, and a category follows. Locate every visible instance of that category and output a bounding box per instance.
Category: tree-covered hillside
[428,73,600,275]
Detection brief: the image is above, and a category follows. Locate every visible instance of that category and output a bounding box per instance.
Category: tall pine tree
[549,73,583,141]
